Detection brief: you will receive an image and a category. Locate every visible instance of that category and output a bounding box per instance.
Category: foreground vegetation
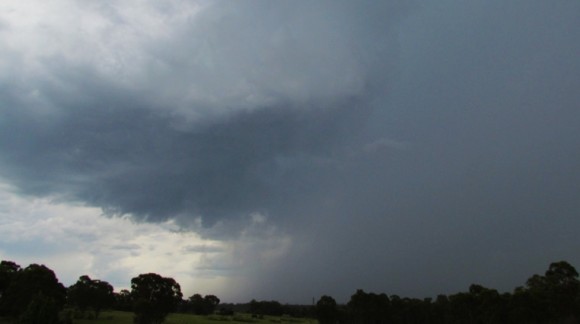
[72,311,317,324]
[1,311,317,324]
[1,259,580,323]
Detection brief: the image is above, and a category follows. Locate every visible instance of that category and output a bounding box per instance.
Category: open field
[73,311,317,324]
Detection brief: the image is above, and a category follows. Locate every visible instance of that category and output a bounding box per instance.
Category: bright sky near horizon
[1,0,579,303]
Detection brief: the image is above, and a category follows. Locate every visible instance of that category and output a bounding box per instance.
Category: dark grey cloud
[1,0,580,303]
[220,0,580,302]
[0,0,397,225]
[0,87,369,224]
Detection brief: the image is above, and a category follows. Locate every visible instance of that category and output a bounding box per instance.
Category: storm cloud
[1,0,580,302]
[0,0,403,225]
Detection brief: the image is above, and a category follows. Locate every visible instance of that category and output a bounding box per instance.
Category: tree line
[315,260,580,324]
[1,259,579,323]
[0,261,220,323]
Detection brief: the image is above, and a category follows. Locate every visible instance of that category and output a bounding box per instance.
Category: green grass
[72,311,317,324]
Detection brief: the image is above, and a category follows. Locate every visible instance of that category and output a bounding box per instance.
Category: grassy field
[73,311,318,324]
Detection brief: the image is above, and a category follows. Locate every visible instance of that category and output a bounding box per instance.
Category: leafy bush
[18,293,60,324]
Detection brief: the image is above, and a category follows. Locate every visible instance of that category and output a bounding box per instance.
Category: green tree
[0,264,66,319]
[114,289,133,312]
[0,260,21,298]
[130,273,182,324]
[68,275,115,318]
[347,289,390,323]
[188,294,220,315]
[432,294,451,324]
[203,295,220,315]
[525,261,580,321]
[249,299,283,316]
[188,293,204,314]
[18,292,60,324]
[508,286,536,324]
[316,295,338,324]
[467,284,506,323]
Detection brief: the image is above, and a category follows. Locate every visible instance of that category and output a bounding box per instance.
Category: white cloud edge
[0,181,292,301]
[0,0,368,125]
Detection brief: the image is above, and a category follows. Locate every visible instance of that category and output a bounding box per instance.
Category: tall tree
[525,261,580,321]
[18,293,61,324]
[68,275,115,318]
[131,273,182,324]
[188,294,220,315]
[114,289,133,312]
[316,295,338,324]
[203,295,220,315]
[0,264,66,319]
[347,289,390,323]
[0,260,21,299]
[188,293,204,314]
[249,299,284,316]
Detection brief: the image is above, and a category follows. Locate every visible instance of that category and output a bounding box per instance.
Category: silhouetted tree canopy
[318,261,580,324]
[0,262,66,320]
[68,275,115,318]
[187,293,220,315]
[0,259,579,324]
[249,299,284,316]
[0,260,21,295]
[18,292,61,324]
[347,289,390,323]
[131,273,182,324]
[114,289,133,312]
[523,260,580,322]
[316,295,339,324]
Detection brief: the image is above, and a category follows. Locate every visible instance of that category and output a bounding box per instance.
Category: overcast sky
[1,0,579,303]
